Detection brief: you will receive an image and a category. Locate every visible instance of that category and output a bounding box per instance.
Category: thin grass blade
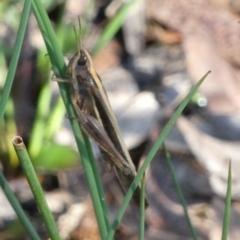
[12,136,61,240]
[30,1,110,237]
[0,0,31,125]
[163,143,198,240]
[91,0,138,55]
[139,174,146,240]
[106,71,210,240]
[221,161,232,240]
[0,171,41,240]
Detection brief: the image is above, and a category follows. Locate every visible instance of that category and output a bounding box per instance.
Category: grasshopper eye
[77,55,87,66]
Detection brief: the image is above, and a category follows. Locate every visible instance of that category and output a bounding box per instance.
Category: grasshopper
[56,20,147,207]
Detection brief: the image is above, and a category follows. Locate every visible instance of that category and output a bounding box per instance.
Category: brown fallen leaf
[177,115,240,199]
[146,0,240,114]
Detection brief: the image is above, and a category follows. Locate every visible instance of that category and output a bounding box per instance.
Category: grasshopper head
[77,50,87,66]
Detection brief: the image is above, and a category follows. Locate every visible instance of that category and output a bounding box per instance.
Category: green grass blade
[12,136,61,240]
[0,0,31,125]
[163,143,198,240]
[221,161,232,240]
[31,0,65,76]
[83,134,111,232]
[0,50,8,87]
[139,174,146,240]
[44,97,65,140]
[70,117,110,238]
[0,171,41,240]
[91,0,138,55]
[106,71,210,240]
[5,97,17,136]
[31,1,110,237]
[28,82,51,158]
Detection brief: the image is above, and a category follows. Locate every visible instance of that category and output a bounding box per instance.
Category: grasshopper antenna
[73,16,82,56]
[78,16,82,50]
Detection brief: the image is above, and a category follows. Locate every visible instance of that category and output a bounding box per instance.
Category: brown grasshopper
[56,20,148,207]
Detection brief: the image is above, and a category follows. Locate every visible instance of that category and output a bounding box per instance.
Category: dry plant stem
[12,136,61,240]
